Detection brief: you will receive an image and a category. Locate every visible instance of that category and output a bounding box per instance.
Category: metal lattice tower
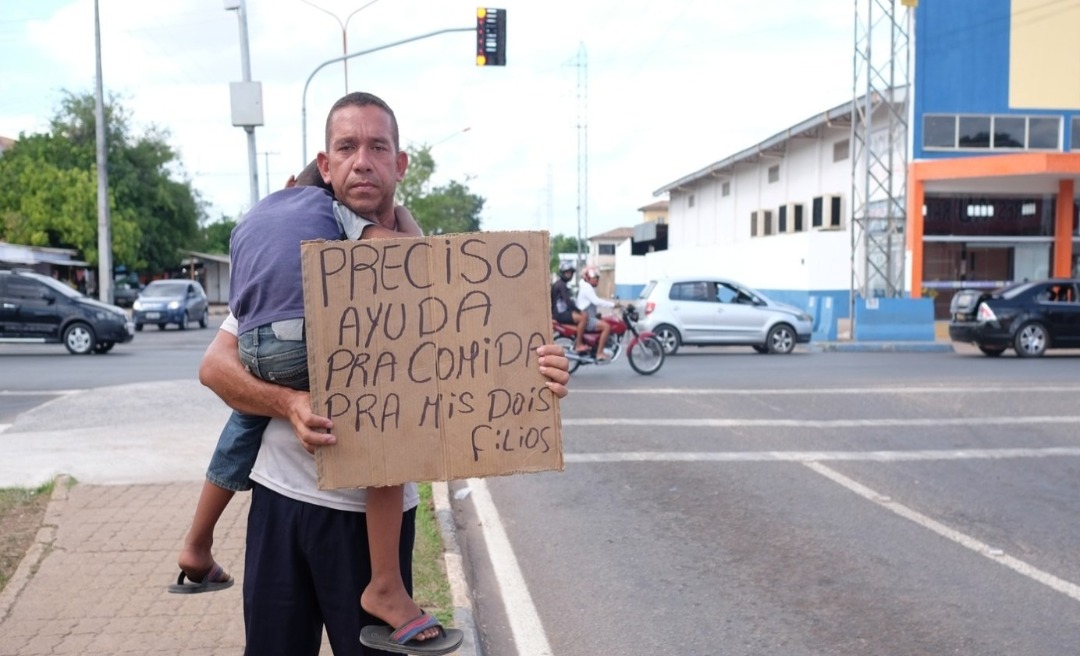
[850,0,912,319]
[574,42,589,271]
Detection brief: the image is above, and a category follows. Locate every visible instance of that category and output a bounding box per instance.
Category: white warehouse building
[616,97,917,342]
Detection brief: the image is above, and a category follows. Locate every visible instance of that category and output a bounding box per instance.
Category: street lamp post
[225,0,262,209]
[300,0,382,92]
[300,27,473,166]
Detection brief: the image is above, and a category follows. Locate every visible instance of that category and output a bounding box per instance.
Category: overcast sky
[0,0,853,239]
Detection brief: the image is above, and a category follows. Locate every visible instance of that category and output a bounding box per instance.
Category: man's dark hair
[324,91,399,152]
[293,159,332,190]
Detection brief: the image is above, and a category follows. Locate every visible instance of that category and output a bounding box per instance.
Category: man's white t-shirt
[222,313,419,513]
[576,281,615,318]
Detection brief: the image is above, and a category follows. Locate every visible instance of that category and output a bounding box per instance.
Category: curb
[432,481,479,656]
[0,474,69,624]
[809,341,955,353]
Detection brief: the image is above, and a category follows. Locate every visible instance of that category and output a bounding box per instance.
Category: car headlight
[133,300,142,310]
[168,301,181,310]
[797,312,812,322]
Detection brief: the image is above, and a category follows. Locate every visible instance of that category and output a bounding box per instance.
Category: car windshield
[143,281,189,296]
[998,282,1038,300]
[638,281,657,300]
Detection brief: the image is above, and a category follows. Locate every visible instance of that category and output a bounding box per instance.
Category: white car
[636,276,813,355]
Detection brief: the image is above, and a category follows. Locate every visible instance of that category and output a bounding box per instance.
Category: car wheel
[178,311,189,331]
[1014,322,1048,357]
[978,345,1006,357]
[552,335,580,374]
[199,308,209,328]
[63,323,95,355]
[135,324,143,332]
[653,324,681,355]
[766,323,797,354]
[93,341,115,354]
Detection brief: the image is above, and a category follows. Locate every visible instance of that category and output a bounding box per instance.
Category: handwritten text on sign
[300,231,563,489]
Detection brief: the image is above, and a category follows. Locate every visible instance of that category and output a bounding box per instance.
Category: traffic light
[476,7,506,66]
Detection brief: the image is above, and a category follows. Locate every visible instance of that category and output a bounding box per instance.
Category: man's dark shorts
[554,309,576,324]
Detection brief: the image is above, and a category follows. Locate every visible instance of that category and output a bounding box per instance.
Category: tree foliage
[0,91,204,273]
[397,145,484,235]
[549,233,584,272]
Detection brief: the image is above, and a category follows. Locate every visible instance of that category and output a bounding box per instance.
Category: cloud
[0,0,855,238]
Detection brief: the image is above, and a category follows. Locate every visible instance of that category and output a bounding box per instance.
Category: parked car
[636,276,813,354]
[132,279,209,331]
[0,268,134,354]
[948,278,1080,357]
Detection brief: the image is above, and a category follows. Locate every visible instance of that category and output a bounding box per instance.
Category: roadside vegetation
[0,481,53,592]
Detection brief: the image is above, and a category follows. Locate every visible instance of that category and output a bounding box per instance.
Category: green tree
[0,91,204,274]
[549,233,583,272]
[397,145,484,235]
[192,216,237,255]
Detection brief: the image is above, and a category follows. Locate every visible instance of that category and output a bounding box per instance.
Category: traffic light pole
[300,27,473,167]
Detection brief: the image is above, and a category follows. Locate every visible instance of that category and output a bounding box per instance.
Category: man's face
[586,274,599,287]
[317,104,408,222]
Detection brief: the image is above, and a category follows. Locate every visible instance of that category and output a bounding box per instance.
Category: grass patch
[412,482,454,627]
[0,481,54,592]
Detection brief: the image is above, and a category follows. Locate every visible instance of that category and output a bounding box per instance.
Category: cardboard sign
[300,230,564,489]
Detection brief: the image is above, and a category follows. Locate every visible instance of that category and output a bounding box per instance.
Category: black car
[0,268,135,354]
[132,279,209,331]
[112,280,143,308]
[948,279,1080,357]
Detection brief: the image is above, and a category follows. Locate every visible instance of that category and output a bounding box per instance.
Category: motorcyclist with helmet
[551,262,590,354]
[576,266,618,361]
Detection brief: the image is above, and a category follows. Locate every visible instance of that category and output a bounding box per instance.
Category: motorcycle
[552,303,665,375]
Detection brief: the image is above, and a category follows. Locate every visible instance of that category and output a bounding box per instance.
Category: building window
[768,165,780,183]
[1071,117,1080,150]
[924,115,956,148]
[833,139,850,162]
[1029,117,1060,149]
[722,181,731,197]
[993,116,1025,148]
[688,194,695,208]
[958,116,991,148]
[656,215,667,224]
[598,244,616,256]
[924,113,1061,151]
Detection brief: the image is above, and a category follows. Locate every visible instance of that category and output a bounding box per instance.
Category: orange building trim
[907,153,1080,296]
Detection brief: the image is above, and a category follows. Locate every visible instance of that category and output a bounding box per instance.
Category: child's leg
[177,481,235,581]
[177,409,269,582]
[360,485,437,639]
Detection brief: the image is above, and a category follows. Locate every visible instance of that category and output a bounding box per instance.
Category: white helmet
[582,266,599,280]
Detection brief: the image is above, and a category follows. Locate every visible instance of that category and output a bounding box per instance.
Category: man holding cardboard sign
[199,92,571,656]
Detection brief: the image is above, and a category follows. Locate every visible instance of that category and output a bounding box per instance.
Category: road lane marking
[572,386,1080,395]
[467,478,552,656]
[565,447,1080,463]
[805,461,1080,603]
[563,416,1080,428]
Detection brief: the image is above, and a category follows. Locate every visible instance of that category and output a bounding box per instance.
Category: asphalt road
[0,315,223,425]
[3,331,1079,654]
[452,347,1080,656]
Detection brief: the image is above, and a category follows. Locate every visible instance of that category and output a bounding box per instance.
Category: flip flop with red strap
[359,611,464,655]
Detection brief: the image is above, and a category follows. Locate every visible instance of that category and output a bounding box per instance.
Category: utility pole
[260,150,279,196]
[93,0,112,304]
[225,0,262,209]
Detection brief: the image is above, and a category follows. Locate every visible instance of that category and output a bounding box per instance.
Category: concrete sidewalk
[0,382,477,656]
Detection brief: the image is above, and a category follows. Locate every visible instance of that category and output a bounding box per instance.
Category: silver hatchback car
[636,277,813,354]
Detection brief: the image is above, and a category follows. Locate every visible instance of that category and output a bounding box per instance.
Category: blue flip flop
[359,611,464,655]
[167,562,234,594]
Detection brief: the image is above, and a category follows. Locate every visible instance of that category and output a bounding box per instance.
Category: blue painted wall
[913,0,1080,159]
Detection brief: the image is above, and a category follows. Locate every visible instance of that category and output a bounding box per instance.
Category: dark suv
[0,269,135,354]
